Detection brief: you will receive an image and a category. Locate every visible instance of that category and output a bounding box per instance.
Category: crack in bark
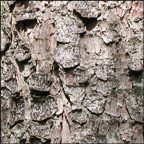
[53,62,73,106]
[15,19,37,32]
[10,57,32,143]
[9,2,16,13]
[57,41,70,46]
[124,99,133,121]
[1,43,10,56]
[32,113,56,125]
[10,120,24,129]
[73,9,98,31]
[52,62,72,143]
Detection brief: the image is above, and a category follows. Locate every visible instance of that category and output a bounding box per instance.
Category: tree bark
[1,1,143,143]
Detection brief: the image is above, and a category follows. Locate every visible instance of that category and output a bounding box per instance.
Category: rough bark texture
[1,1,143,143]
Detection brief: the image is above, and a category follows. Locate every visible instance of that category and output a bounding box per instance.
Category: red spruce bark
[1,1,143,143]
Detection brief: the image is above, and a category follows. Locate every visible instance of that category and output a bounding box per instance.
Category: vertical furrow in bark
[10,58,32,143]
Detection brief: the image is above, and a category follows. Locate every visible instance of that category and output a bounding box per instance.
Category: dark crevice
[72,109,86,126]
[21,44,30,51]
[36,7,40,11]
[60,123,62,144]
[60,119,63,144]
[125,52,130,58]
[128,69,143,83]
[30,137,51,144]
[72,119,86,126]
[104,41,116,47]
[10,120,24,129]
[123,140,130,144]
[64,113,71,131]
[80,31,86,38]
[42,10,45,14]
[16,1,29,8]
[73,9,97,31]
[16,56,31,72]
[97,77,108,82]
[60,79,73,105]
[54,63,73,105]
[105,38,121,47]
[31,90,50,97]
[15,19,37,32]
[63,63,80,73]
[72,109,82,113]
[20,139,26,144]
[143,125,144,138]
[118,122,120,127]
[12,96,24,108]
[33,115,54,125]
[87,108,103,116]
[9,2,15,13]
[129,68,143,75]
[112,67,116,72]
[43,139,51,144]
[132,120,144,126]
[57,41,70,46]
[13,96,18,109]
[0,87,7,91]
[79,80,89,87]
[44,3,48,7]
[24,76,29,82]
[9,2,16,13]
[1,43,10,56]
[52,62,60,78]
[33,64,37,73]
[32,96,55,109]
[51,22,55,28]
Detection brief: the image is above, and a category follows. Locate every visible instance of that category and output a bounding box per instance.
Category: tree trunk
[1,1,143,143]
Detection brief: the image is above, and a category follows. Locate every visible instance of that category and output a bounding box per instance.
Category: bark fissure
[73,9,98,31]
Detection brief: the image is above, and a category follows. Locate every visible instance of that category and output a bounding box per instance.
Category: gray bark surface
[1,1,143,143]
